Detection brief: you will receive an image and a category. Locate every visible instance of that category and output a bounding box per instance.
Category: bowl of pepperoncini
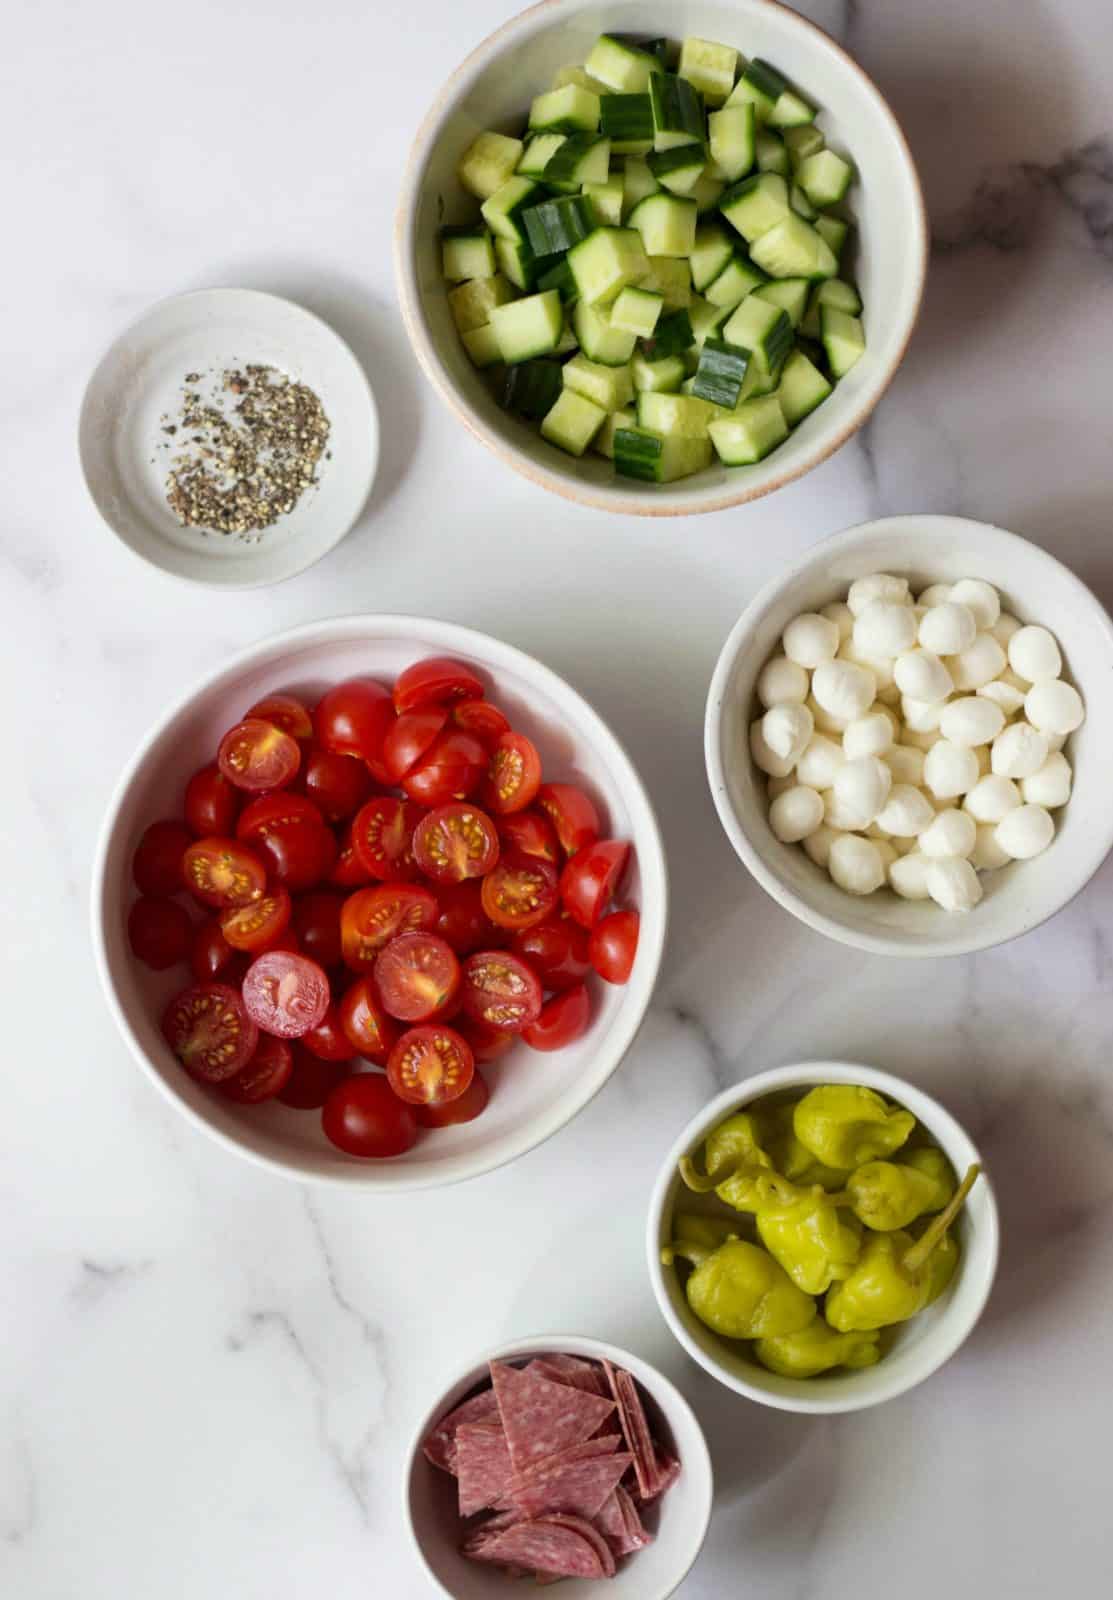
[647,1063,999,1412]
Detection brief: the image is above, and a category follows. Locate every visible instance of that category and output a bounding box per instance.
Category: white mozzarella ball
[939,696,1006,747]
[802,824,836,869]
[807,693,851,735]
[875,784,935,837]
[918,602,977,657]
[1021,751,1073,808]
[797,734,846,790]
[886,746,926,786]
[971,824,1012,872]
[824,788,865,832]
[820,600,854,641]
[978,677,1027,717]
[783,612,840,668]
[903,726,943,752]
[812,660,877,723]
[902,695,943,733]
[991,612,1022,648]
[991,722,1049,779]
[1008,625,1062,684]
[853,601,918,659]
[769,785,825,843]
[757,655,810,709]
[963,774,1021,823]
[1045,731,1067,753]
[1024,680,1084,737]
[919,807,978,859]
[926,857,984,912]
[762,703,814,765]
[839,638,896,692]
[828,834,886,895]
[917,583,952,608]
[833,756,892,827]
[924,739,980,799]
[872,839,898,871]
[995,804,1055,860]
[767,773,795,800]
[894,649,954,703]
[843,711,895,760]
[949,578,1000,630]
[750,718,795,777]
[889,852,932,899]
[847,573,911,616]
[949,633,1007,692]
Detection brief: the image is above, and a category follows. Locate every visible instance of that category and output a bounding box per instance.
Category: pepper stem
[678,1151,758,1193]
[901,1164,981,1276]
[660,1240,715,1268]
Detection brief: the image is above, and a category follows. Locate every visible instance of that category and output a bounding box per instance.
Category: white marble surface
[4,0,1113,1594]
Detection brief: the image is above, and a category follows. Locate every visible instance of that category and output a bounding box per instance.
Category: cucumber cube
[689,294,731,347]
[783,125,825,167]
[540,388,607,455]
[791,183,819,221]
[640,256,693,309]
[708,396,789,463]
[517,133,566,178]
[708,104,755,182]
[593,406,637,458]
[448,275,515,333]
[614,426,713,482]
[756,129,790,177]
[705,251,767,309]
[821,305,866,377]
[631,351,686,392]
[495,237,538,292]
[610,285,663,337]
[797,149,855,207]
[572,301,637,365]
[522,195,597,256]
[646,308,694,357]
[726,60,783,124]
[722,295,793,373]
[441,228,496,282]
[720,172,791,241]
[621,156,660,218]
[690,221,734,290]
[776,347,833,423]
[553,64,609,93]
[649,74,705,151]
[749,214,838,279]
[627,193,698,257]
[481,176,542,242]
[457,132,525,200]
[583,175,624,226]
[542,132,611,192]
[563,353,635,412]
[815,214,850,259]
[637,389,720,438]
[460,324,502,368]
[568,226,650,306]
[646,143,707,196]
[691,173,726,213]
[586,34,664,94]
[599,93,655,152]
[689,337,751,409]
[754,276,810,326]
[769,89,817,129]
[501,360,563,419]
[529,84,601,133]
[678,36,739,106]
[489,289,565,363]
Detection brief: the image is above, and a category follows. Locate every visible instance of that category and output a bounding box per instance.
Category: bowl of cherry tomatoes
[93,615,667,1188]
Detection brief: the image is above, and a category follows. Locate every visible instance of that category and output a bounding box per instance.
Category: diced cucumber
[540,388,607,455]
[457,132,525,199]
[768,88,816,129]
[517,133,565,178]
[727,59,787,124]
[690,337,751,408]
[542,132,611,193]
[522,195,597,256]
[614,426,712,482]
[705,250,767,309]
[567,226,650,306]
[441,226,496,282]
[554,317,580,356]
[678,36,738,105]
[572,300,637,365]
[749,214,838,279]
[815,214,849,260]
[797,149,854,207]
[645,308,694,357]
[448,274,515,333]
[720,172,790,241]
[821,304,866,377]
[586,34,664,94]
[708,103,755,182]
[563,353,635,412]
[583,175,624,226]
[689,294,731,346]
[682,348,701,378]
[552,65,609,94]
[593,406,636,458]
[722,295,793,374]
[640,256,692,308]
[501,360,563,418]
[495,236,540,291]
[610,285,663,337]
[599,93,654,152]
[647,142,707,196]
[530,84,600,133]
[649,74,704,151]
[631,350,686,392]
[807,278,863,329]
[637,389,719,437]
[776,347,832,423]
[489,289,564,363]
[628,192,698,256]
[708,396,789,463]
[756,129,790,177]
[783,124,825,167]
[690,221,734,290]
[481,176,542,242]
[691,173,726,213]
[537,256,579,306]
[621,155,660,218]
[790,183,818,221]
[754,276,809,326]
[460,324,502,368]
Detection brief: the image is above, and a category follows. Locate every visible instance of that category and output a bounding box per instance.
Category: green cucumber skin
[644,308,694,358]
[691,337,751,408]
[501,361,563,420]
[613,426,664,481]
[600,93,654,142]
[521,196,597,256]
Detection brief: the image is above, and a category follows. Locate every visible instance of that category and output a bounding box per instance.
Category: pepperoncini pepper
[833,1146,957,1232]
[793,1085,916,1170]
[752,1100,850,1191]
[754,1321,881,1379]
[679,1113,797,1213]
[672,1212,741,1251]
[661,1235,817,1340]
[753,1180,863,1295]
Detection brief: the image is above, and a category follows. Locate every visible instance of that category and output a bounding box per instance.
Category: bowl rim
[77,286,380,591]
[402,1331,714,1599]
[704,513,1113,957]
[646,1060,1001,1413]
[90,612,669,1190]
[392,0,928,518]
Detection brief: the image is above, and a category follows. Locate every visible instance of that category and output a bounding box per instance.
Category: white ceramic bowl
[92,615,667,1188]
[648,1062,999,1413]
[404,1333,713,1598]
[395,0,926,517]
[706,515,1113,957]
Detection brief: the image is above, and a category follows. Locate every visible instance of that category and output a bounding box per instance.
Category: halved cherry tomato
[302,749,373,822]
[218,718,301,792]
[242,951,330,1038]
[221,1035,293,1103]
[292,891,345,970]
[302,1004,357,1062]
[190,918,249,984]
[278,1044,349,1109]
[452,700,510,745]
[245,693,314,741]
[499,809,559,865]
[329,828,371,888]
[375,933,461,1023]
[382,707,448,783]
[133,819,193,898]
[461,951,543,1031]
[403,729,487,805]
[588,910,639,984]
[128,897,192,970]
[521,983,591,1051]
[184,766,240,837]
[415,1069,490,1127]
[337,977,399,1063]
[219,887,292,953]
[457,1017,516,1063]
[182,836,267,909]
[487,732,542,815]
[393,656,484,715]
[236,792,324,841]
[161,983,258,1081]
[536,783,601,857]
[560,839,630,929]
[314,678,394,764]
[322,1073,418,1156]
[481,855,558,931]
[340,884,439,971]
[262,820,337,892]
[386,1025,475,1105]
[413,803,500,884]
[434,882,502,956]
[510,917,590,991]
[352,796,422,880]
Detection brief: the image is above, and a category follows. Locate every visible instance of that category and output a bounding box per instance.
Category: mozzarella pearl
[886,745,926,786]
[991,722,1049,779]
[902,696,943,733]
[812,660,876,722]
[783,612,840,668]
[807,693,851,736]
[875,784,935,837]
[802,824,836,868]
[1021,752,1073,808]
[1024,680,1084,737]
[889,852,932,899]
[971,824,1012,872]
[820,600,854,641]
[828,834,886,895]
[843,711,895,760]
[853,601,918,658]
[995,804,1055,860]
[948,578,1000,630]
[917,583,952,608]
[924,739,980,799]
[894,650,954,703]
[750,718,795,778]
[963,775,1021,823]
[832,756,891,828]
[991,612,1022,648]
[797,735,846,790]
[824,788,865,832]
[926,857,984,912]
[938,696,1006,747]
[762,703,814,765]
[918,602,977,657]
[1008,625,1062,683]
[919,807,978,859]
[757,655,809,709]
[949,633,1007,692]
[847,574,910,616]
[978,677,1027,717]
[769,786,825,843]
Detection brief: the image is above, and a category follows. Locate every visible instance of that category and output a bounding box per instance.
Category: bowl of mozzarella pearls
[705,516,1113,957]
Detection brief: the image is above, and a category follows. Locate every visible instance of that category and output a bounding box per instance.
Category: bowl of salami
[405,1335,713,1596]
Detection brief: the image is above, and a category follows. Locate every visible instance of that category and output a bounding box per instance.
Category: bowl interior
[709,518,1113,955]
[399,0,925,513]
[96,617,666,1186]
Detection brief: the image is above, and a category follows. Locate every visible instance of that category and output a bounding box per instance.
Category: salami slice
[489,1360,615,1474]
[638,1451,681,1503]
[596,1483,655,1555]
[423,1386,500,1474]
[456,1422,514,1518]
[528,1353,610,1396]
[602,1360,672,1499]
[464,1517,606,1579]
[506,1446,632,1521]
[460,1509,523,1556]
[541,1513,617,1578]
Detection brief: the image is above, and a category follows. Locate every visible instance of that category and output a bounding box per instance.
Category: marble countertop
[4,0,1113,1593]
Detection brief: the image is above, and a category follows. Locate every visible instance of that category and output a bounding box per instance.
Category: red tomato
[589,910,639,984]
[314,678,394,764]
[340,884,438,971]
[413,803,500,884]
[161,983,258,1082]
[386,1025,475,1106]
[499,809,560,865]
[322,1073,418,1157]
[245,692,314,741]
[536,783,601,856]
[184,766,240,837]
[259,819,336,893]
[292,891,345,970]
[221,1035,293,1103]
[560,839,630,929]
[278,1044,349,1109]
[452,700,510,745]
[329,823,372,888]
[415,1070,490,1127]
[302,749,373,822]
[521,983,591,1051]
[434,882,502,955]
[487,732,543,816]
[461,951,543,1031]
[457,1017,516,1063]
[481,855,558,931]
[219,888,292,953]
[242,951,330,1038]
[403,729,487,805]
[510,917,590,991]
[133,819,193,898]
[337,977,399,1063]
[302,1005,357,1062]
[236,792,324,840]
[190,918,249,984]
[352,796,422,881]
[128,896,192,970]
[182,836,267,909]
[218,718,301,792]
[393,656,484,715]
[375,933,461,1023]
[382,707,448,783]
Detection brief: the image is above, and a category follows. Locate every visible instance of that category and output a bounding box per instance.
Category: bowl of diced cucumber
[395,1,926,514]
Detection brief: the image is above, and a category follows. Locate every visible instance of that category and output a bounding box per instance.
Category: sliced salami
[423,1386,500,1475]
[541,1513,617,1579]
[460,1508,523,1556]
[495,1435,620,1511]
[506,1446,632,1522]
[638,1451,681,1503]
[455,1422,514,1518]
[603,1360,674,1499]
[490,1360,615,1474]
[528,1353,610,1396]
[464,1516,605,1579]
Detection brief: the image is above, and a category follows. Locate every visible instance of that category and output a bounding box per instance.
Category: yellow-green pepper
[672,1212,740,1250]
[834,1146,956,1231]
[679,1113,797,1213]
[751,1100,850,1191]
[923,1231,959,1307]
[662,1235,817,1340]
[754,1321,881,1378]
[754,1182,862,1295]
[793,1085,916,1170]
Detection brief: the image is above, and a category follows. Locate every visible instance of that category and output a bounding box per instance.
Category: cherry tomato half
[487,732,542,815]
[190,918,249,984]
[128,897,193,970]
[302,749,373,822]
[560,839,631,929]
[498,809,559,865]
[510,917,590,991]
[236,792,324,841]
[375,933,461,1023]
[245,692,314,741]
[413,803,500,885]
[340,884,439,971]
[219,887,292,953]
[434,882,502,956]
[218,718,301,792]
[314,678,394,764]
[221,1035,293,1103]
[242,951,331,1039]
[382,707,448,783]
[521,983,591,1051]
[386,1025,475,1106]
[182,836,267,909]
[338,977,399,1064]
[403,729,488,806]
[292,891,345,970]
[302,1004,357,1062]
[329,829,371,888]
[536,783,601,857]
[352,797,421,881]
[161,983,258,1082]
[322,1073,418,1157]
[457,1017,516,1063]
[452,700,510,746]
[589,910,639,984]
[415,1069,490,1127]
[278,1044,349,1109]
[133,819,193,898]
[263,820,337,893]
[184,766,240,837]
[481,855,559,932]
[393,656,484,715]
[461,951,543,1032]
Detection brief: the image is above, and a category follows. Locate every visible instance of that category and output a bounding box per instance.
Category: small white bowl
[395,0,926,517]
[647,1062,1000,1413]
[91,615,667,1189]
[705,515,1113,957]
[79,288,378,587]
[404,1334,713,1598]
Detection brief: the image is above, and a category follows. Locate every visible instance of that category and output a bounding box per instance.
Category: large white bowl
[705,515,1113,957]
[404,1334,713,1598]
[647,1062,1000,1413]
[395,0,926,517]
[92,615,667,1188]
